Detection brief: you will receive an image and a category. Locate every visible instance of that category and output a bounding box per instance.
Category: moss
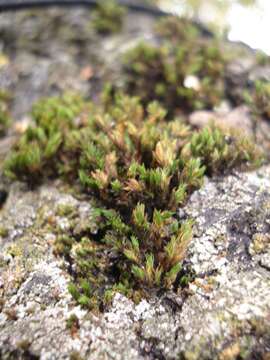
[0,90,12,137]
[56,203,76,217]
[7,244,23,258]
[250,233,270,254]
[244,80,270,120]
[123,16,227,114]
[181,126,262,175]
[3,92,90,182]
[16,340,31,352]
[156,16,200,43]
[54,234,76,257]
[219,343,241,360]
[0,298,4,313]
[69,352,84,360]
[0,226,9,238]
[66,314,80,331]
[92,0,126,35]
[67,283,81,301]
[4,307,18,320]
[4,91,262,310]
[227,317,270,360]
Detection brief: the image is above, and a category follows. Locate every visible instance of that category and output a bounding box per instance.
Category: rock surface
[0,168,270,359]
[0,7,155,119]
[0,6,270,360]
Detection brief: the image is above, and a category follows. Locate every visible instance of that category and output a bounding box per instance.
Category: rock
[0,166,269,359]
[0,8,157,119]
[189,105,254,136]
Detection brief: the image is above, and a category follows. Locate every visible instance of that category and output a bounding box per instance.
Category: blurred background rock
[155,0,269,54]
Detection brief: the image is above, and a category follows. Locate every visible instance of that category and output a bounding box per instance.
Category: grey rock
[0,166,270,359]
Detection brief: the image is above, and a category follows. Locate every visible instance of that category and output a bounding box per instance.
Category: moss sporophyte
[3,89,262,310]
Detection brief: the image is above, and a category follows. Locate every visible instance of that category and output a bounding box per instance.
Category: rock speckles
[0,166,270,359]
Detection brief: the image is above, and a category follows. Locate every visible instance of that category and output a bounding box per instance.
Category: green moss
[54,234,75,256]
[123,16,227,114]
[0,90,11,137]
[66,314,80,331]
[4,91,262,310]
[3,92,90,182]
[92,0,126,34]
[244,80,270,120]
[181,126,262,175]
[67,283,81,301]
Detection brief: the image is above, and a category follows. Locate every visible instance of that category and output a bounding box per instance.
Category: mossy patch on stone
[3,89,263,310]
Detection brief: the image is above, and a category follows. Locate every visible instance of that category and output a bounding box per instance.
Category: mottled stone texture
[0,168,270,359]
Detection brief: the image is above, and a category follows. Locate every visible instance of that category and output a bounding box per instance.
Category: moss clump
[4,92,262,310]
[123,16,226,114]
[244,80,270,120]
[66,313,80,331]
[156,16,200,43]
[3,93,89,182]
[0,90,11,137]
[182,126,262,175]
[92,0,126,34]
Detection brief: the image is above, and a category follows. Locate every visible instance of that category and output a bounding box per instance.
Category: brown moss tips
[78,97,201,211]
[123,16,227,114]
